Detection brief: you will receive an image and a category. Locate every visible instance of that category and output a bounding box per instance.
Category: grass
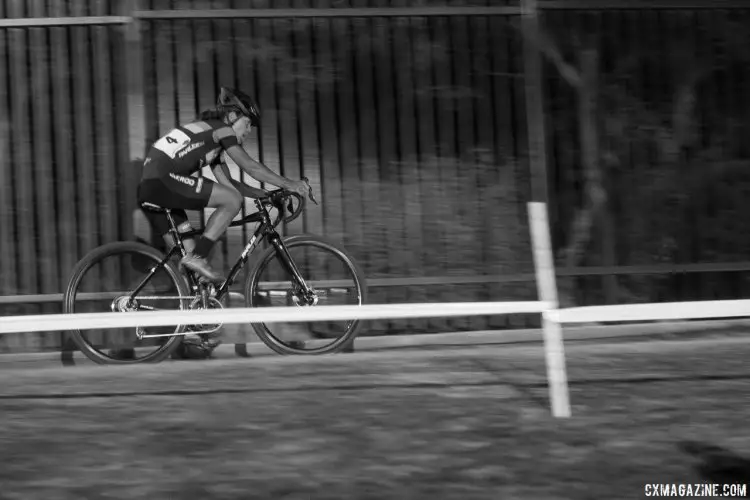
[1,337,750,499]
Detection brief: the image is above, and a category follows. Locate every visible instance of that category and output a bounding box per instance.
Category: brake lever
[301,176,319,205]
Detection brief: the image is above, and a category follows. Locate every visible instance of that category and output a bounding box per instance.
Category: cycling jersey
[138,118,240,235]
[141,119,239,180]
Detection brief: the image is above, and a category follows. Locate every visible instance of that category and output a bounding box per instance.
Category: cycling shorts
[137,172,215,236]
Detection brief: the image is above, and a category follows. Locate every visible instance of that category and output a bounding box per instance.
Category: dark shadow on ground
[470,357,550,410]
[60,333,77,366]
[680,440,750,494]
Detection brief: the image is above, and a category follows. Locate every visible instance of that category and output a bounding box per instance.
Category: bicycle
[62,178,368,364]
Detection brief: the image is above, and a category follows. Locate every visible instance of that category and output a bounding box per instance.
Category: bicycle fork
[267,232,316,304]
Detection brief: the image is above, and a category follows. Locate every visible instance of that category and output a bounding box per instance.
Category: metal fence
[0,0,135,354]
[2,0,750,351]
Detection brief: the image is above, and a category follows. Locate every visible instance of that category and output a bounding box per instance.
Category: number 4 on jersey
[154,129,191,159]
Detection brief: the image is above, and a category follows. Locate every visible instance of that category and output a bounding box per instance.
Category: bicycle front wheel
[62,241,191,364]
[244,235,367,355]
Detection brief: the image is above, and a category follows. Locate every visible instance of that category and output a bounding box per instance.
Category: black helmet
[218,86,261,127]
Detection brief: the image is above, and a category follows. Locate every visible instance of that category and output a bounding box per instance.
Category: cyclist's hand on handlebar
[287,179,309,198]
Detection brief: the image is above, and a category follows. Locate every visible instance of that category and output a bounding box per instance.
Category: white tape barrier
[5,295,750,335]
[0,301,552,334]
[551,299,750,324]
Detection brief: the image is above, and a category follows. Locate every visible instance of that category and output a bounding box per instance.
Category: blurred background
[2,0,750,352]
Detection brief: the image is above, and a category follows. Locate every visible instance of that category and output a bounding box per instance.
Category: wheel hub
[112,296,138,312]
[291,290,319,307]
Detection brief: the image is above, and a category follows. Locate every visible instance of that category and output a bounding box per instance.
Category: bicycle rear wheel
[244,235,367,355]
[62,241,191,364]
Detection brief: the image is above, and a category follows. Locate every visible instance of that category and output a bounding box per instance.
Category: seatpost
[165,210,188,255]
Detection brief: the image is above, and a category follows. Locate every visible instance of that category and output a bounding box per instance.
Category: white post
[528,202,571,418]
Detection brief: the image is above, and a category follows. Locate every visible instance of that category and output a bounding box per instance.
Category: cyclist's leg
[191,182,243,261]
[138,173,237,281]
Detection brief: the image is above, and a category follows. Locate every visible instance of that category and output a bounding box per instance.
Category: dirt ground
[1,336,750,499]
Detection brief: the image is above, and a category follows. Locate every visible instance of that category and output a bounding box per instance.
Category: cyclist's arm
[212,162,267,199]
[224,145,295,190]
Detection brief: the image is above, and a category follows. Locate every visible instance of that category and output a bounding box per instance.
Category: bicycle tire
[62,241,190,364]
[243,234,368,355]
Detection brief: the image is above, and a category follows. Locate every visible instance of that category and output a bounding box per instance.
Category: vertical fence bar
[592,10,618,305]
[4,2,36,337]
[431,3,461,332]
[248,7,266,172]
[405,12,431,333]
[300,23,318,256]
[93,0,120,250]
[293,0,323,241]
[49,2,78,295]
[123,0,148,263]
[391,0,425,333]
[126,0,146,160]
[349,0,388,333]
[224,4,246,267]
[628,7,650,300]
[332,2,363,251]
[0,0,15,351]
[373,7,405,333]
[29,0,60,349]
[381,0,410,333]
[277,0,303,237]
[315,0,349,331]
[231,9,250,280]
[314,0,346,250]
[212,1,237,272]
[616,7,632,272]
[9,1,39,350]
[154,3,177,141]
[70,2,99,258]
[471,11,500,322]
[252,0,279,193]
[395,4,414,332]
[414,13,447,333]
[0,0,15,300]
[486,17,515,328]
[8,0,37,300]
[141,4,159,149]
[192,4,214,234]
[508,13,531,238]
[270,3,287,186]
[174,1,197,125]
[451,11,483,330]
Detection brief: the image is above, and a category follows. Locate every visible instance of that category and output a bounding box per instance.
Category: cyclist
[137,86,309,283]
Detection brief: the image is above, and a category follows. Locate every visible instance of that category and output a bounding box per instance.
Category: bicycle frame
[129,197,312,306]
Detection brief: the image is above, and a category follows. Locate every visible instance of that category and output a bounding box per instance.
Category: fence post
[529,202,571,418]
[522,0,571,418]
